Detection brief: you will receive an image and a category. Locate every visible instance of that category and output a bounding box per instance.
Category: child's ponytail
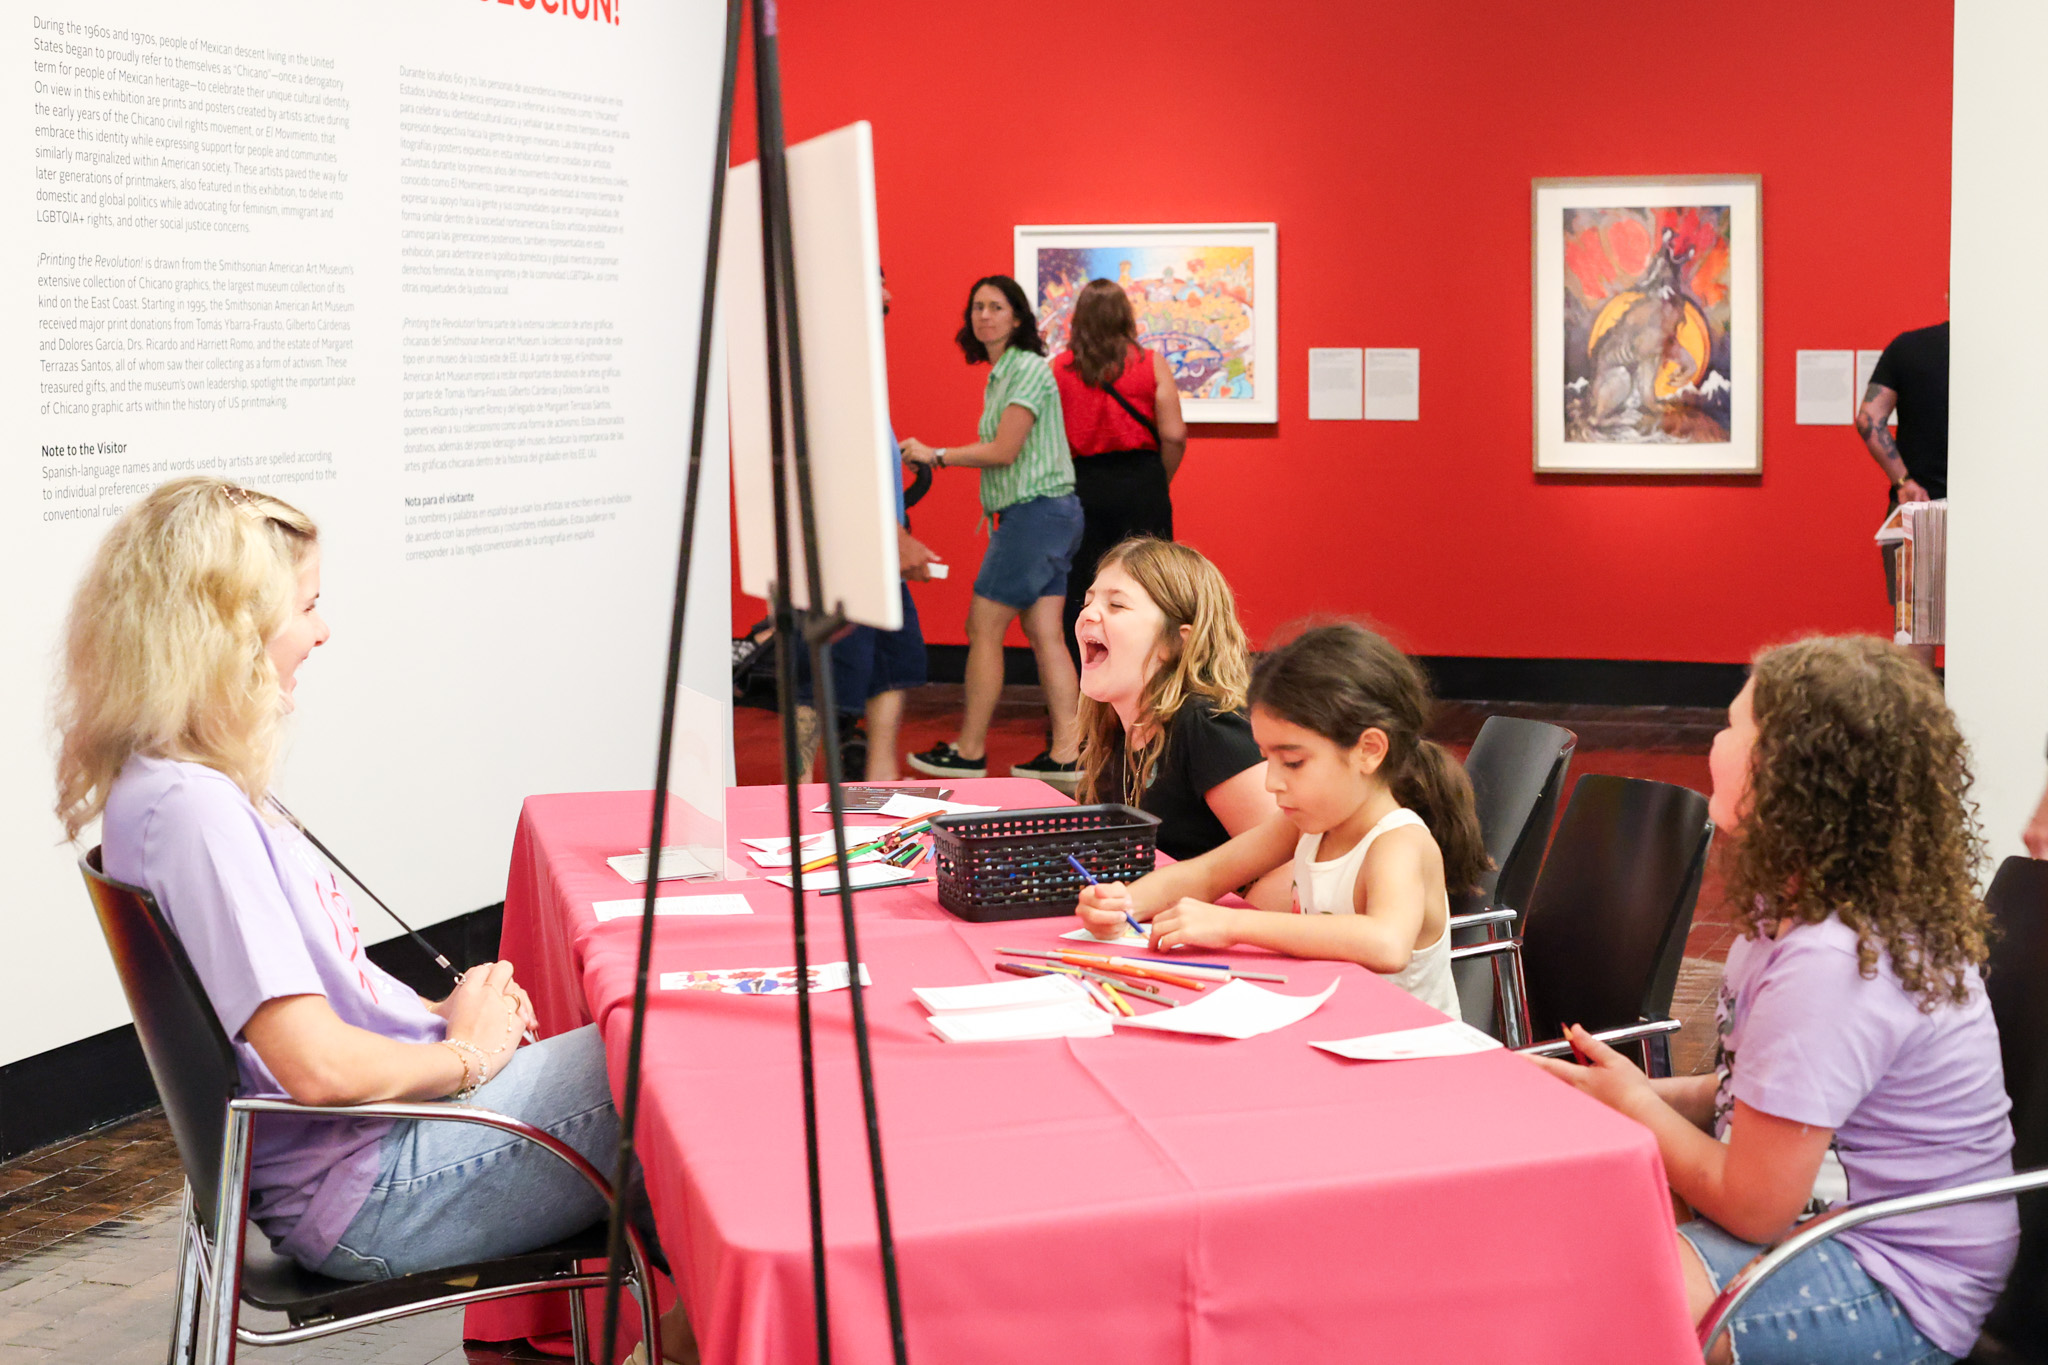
[1392,740,1490,896]
[1249,623,1491,894]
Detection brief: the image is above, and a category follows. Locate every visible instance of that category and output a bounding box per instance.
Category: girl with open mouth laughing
[1072,538,1290,910]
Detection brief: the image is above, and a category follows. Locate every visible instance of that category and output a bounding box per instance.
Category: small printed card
[1060,926,1151,949]
[659,962,871,995]
[1309,1020,1503,1061]
[591,894,754,921]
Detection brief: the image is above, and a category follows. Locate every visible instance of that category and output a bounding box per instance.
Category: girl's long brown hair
[1076,538,1252,807]
[1068,279,1142,389]
[1247,623,1489,893]
[1731,635,1990,1008]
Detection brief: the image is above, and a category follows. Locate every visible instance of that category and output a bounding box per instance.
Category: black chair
[1453,774,1713,1073]
[79,848,661,1365]
[1450,717,1577,1035]
[1700,854,2048,1360]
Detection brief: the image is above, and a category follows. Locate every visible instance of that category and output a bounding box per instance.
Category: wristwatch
[935,449,947,468]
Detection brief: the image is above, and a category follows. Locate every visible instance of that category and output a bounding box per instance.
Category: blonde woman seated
[56,479,696,1365]
[1073,538,1289,910]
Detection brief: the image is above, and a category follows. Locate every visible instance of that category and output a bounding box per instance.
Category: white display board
[724,121,902,630]
[1949,0,2048,869]
[1,0,733,1067]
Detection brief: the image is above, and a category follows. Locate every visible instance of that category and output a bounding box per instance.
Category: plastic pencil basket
[932,804,1160,922]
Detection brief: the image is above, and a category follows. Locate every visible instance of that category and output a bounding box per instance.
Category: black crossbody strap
[1100,371,1161,445]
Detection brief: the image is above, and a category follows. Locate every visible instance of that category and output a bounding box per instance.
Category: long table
[472,781,1698,1363]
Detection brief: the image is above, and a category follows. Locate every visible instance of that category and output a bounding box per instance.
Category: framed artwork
[1014,222,1278,423]
[1532,176,1761,473]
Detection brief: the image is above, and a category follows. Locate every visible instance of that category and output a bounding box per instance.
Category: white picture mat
[1532,177,1761,473]
[0,0,733,1067]
[724,122,902,629]
[1013,222,1279,424]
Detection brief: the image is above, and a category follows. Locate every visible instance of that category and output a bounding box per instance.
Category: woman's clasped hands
[432,960,537,1083]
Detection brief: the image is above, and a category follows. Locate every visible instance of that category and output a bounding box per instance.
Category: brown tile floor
[4,694,1730,1362]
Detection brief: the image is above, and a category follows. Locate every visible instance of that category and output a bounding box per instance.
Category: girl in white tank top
[1073,624,1486,1022]
[1295,808,1461,1019]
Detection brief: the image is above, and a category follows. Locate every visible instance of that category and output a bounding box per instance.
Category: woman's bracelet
[441,1039,487,1100]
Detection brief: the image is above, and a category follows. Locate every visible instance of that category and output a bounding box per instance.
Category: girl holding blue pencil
[1075,624,1485,1019]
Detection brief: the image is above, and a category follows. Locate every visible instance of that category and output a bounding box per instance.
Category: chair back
[1518,774,1712,1040]
[1450,717,1578,1032]
[1983,855,2048,1353]
[80,848,241,1240]
[1464,716,1577,914]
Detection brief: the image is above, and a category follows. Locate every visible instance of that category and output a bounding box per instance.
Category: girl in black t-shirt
[1073,538,1290,910]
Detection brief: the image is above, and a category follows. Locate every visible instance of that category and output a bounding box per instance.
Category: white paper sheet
[1364,348,1420,421]
[1795,349,1855,425]
[1310,1020,1503,1061]
[607,847,716,884]
[1060,926,1152,949]
[1307,347,1363,420]
[1114,979,1339,1041]
[764,863,927,893]
[739,828,893,854]
[810,794,997,819]
[747,845,889,868]
[591,894,755,921]
[928,999,1113,1043]
[913,975,1089,1014]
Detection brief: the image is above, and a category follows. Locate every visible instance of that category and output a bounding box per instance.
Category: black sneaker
[907,741,987,778]
[1011,749,1081,792]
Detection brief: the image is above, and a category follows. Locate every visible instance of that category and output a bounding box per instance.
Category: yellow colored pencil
[1100,979,1134,1017]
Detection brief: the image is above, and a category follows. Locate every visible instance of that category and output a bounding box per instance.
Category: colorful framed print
[1532,177,1761,473]
[1014,222,1278,423]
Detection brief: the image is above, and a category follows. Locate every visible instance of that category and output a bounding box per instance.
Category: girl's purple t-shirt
[1714,915,2018,1356]
[102,755,445,1267]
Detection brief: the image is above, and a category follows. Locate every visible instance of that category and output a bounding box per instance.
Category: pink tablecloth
[473,781,1697,1363]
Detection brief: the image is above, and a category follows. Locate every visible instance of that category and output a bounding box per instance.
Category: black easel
[595,1,910,1361]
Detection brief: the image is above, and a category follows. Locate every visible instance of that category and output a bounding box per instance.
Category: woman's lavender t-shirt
[102,756,445,1267]
[1714,915,2018,1356]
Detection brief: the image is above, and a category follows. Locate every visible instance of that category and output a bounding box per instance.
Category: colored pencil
[996,960,1167,1004]
[1028,961,1169,1002]
[1050,951,1210,990]
[994,946,1206,990]
[1100,979,1134,1017]
[1066,853,1148,940]
[1081,979,1119,1017]
[1129,955,1289,984]
[796,814,935,873]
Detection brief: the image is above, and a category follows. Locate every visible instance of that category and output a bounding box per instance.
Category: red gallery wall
[726,0,1953,665]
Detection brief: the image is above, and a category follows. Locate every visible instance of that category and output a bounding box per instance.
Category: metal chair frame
[167,1098,662,1365]
[79,850,662,1365]
[1696,1170,2048,1358]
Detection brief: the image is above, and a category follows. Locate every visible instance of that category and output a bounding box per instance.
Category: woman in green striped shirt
[902,275,1084,786]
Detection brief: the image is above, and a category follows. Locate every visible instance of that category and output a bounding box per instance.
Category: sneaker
[1011,749,1081,792]
[907,741,987,778]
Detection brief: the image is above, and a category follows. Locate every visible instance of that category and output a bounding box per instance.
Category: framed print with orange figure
[1533,176,1761,473]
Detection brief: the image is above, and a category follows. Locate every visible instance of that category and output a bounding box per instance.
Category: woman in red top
[1054,279,1188,667]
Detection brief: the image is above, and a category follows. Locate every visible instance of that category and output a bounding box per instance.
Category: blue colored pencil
[1066,854,1146,940]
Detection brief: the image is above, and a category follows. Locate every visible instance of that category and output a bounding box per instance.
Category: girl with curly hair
[1533,635,2017,1365]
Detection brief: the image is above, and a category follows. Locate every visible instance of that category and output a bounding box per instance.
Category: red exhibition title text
[484,0,619,24]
